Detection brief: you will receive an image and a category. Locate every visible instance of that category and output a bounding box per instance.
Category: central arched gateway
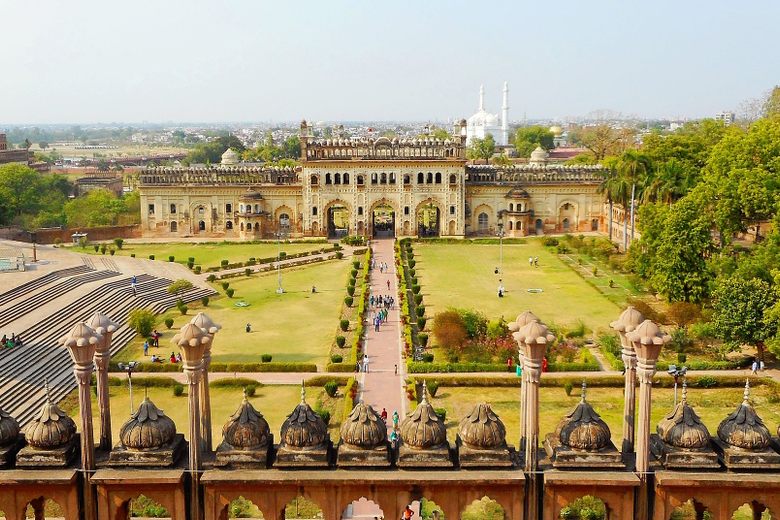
[417,202,441,237]
[327,204,350,239]
[372,203,395,238]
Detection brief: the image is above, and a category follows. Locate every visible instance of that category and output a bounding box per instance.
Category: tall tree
[568,125,635,160]
[514,126,554,157]
[616,150,651,248]
[467,135,496,164]
[712,276,777,361]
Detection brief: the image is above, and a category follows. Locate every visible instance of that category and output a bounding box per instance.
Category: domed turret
[555,383,611,452]
[717,380,772,450]
[280,384,328,449]
[529,146,549,166]
[458,403,506,450]
[0,408,19,447]
[656,381,710,450]
[23,393,76,450]
[221,148,239,165]
[119,397,176,451]
[400,382,447,449]
[239,188,263,201]
[549,125,563,137]
[340,401,387,449]
[222,393,271,450]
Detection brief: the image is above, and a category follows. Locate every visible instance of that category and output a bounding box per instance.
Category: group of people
[357,353,370,373]
[371,258,390,274]
[528,256,540,267]
[380,407,401,447]
[142,330,162,356]
[149,351,182,364]
[1,333,23,350]
[370,294,394,332]
[751,359,766,374]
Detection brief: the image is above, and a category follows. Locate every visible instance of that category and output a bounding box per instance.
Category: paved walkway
[358,238,407,429]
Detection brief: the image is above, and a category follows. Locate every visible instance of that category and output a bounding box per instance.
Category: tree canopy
[467,134,496,163]
[513,126,554,157]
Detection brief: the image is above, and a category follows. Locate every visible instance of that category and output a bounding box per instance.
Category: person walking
[131,275,138,296]
[246,323,251,333]
[751,360,758,374]
[380,407,388,422]
[363,354,370,373]
[143,340,149,356]
[387,279,391,290]
[392,410,399,429]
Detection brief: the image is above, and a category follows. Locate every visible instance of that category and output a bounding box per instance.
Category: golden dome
[119,397,176,451]
[280,385,328,449]
[340,402,387,449]
[656,382,710,450]
[222,394,271,450]
[554,384,611,451]
[549,125,563,137]
[717,381,772,451]
[0,408,19,446]
[23,393,76,450]
[458,403,507,449]
[400,382,447,449]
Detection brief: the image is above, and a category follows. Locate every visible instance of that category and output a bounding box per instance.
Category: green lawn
[71,240,327,269]
[69,383,344,445]
[415,240,625,335]
[425,385,780,448]
[114,259,351,368]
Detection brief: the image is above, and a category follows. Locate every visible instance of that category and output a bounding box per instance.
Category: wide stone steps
[0,265,93,303]
[0,273,215,426]
[0,269,120,327]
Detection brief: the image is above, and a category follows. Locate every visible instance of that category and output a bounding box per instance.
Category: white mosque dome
[221,148,239,165]
[468,109,500,127]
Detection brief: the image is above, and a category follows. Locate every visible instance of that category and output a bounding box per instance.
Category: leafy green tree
[39,141,48,150]
[63,189,136,227]
[616,150,651,248]
[467,135,496,163]
[514,126,554,157]
[712,276,777,361]
[128,308,157,338]
[0,164,41,224]
[763,85,780,117]
[568,124,635,160]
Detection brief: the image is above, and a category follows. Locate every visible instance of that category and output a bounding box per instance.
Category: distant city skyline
[1,0,777,124]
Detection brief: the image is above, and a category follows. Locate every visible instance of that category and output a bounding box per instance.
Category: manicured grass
[71,241,326,268]
[68,384,344,444]
[114,259,352,368]
[425,385,780,448]
[414,240,625,334]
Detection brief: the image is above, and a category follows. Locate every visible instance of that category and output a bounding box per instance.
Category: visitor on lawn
[143,340,149,356]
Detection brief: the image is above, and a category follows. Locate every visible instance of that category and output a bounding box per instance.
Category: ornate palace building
[138,121,606,240]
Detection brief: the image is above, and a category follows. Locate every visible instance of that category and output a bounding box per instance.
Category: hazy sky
[2,0,777,124]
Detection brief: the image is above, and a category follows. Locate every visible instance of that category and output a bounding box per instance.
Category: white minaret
[501,81,509,146]
[479,84,485,111]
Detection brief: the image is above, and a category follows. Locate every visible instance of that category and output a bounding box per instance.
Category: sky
[1,0,778,124]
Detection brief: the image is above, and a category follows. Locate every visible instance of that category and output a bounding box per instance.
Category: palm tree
[617,150,651,249]
[598,168,627,242]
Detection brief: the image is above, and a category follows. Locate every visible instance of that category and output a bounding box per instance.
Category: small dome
[458,403,506,449]
[280,386,328,449]
[239,188,263,201]
[0,408,20,446]
[119,397,176,451]
[23,393,76,450]
[555,384,611,451]
[549,125,563,136]
[222,395,271,449]
[656,382,710,450]
[221,148,239,165]
[340,402,387,449]
[400,382,447,449]
[717,381,772,451]
[530,146,549,163]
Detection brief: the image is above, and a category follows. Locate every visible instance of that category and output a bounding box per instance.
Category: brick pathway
[358,238,407,430]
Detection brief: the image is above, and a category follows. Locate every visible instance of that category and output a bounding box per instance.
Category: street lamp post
[118,361,139,416]
[276,231,285,294]
[667,364,688,407]
[173,323,211,520]
[60,322,103,520]
[495,215,505,276]
[86,312,118,452]
[628,319,670,520]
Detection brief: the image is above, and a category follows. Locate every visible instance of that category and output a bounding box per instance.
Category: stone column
[610,306,644,455]
[173,323,211,520]
[190,312,221,454]
[509,311,539,452]
[627,319,669,520]
[87,312,118,452]
[61,322,103,520]
[513,319,554,520]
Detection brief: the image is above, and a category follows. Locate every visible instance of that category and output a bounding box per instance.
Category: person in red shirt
[402,505,415,519]
[542,357,548,373]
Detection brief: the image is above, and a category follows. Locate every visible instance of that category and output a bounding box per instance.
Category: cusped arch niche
[341,497,385,520]
[463,496,506,519]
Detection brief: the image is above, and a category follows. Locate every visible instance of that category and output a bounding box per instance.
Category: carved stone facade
[138,122,606,239]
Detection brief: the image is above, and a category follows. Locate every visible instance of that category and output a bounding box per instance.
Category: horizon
[1,0,778,124]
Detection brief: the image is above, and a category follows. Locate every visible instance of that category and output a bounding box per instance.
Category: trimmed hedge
[410,374,773,389]
[326,362,356,373]
[109,361,317,373]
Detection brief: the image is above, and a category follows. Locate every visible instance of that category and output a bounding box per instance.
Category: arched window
[239,204,244,212]
[225,220,233,230]
[254,204,259,213]
[509,203,514,212]
[170,221,178,232]
[312,206,318,216]
[417,172,424,184]
[449,174,456,184]
[225,203,232,213]
[240,222,244,231]
[426,172,433,184]
[325,173,332,185]
[380,172,387,184]
[169,203,177,214]
[478,212,489,232]
[344,172,350,184]
[357,175,364,185]
[334,172,341,184]
[371,173,378,184]
[435,172,442,184]
[389,172,396,184]
[404,175,410,185]
[508,221,513,230]
[310,175,318,185]
[198,220,206,231]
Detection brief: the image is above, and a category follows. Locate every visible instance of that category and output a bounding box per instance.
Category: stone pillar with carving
[627,319,669,520]
[173,323,211,520]
[190,312,221,454]
[513,319,554,520]
[86,312,118,452]
[60,322,103,520]
[508,311,539,452]
[610,306,644,455]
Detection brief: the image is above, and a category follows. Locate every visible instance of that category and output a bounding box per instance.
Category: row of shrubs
[108,361,318,373]
[331,248,372,371]
[406,359,601,373]
[205,254,337,281]
[415,237,528,245]
[202,246,340,273]
[343,377,359,422]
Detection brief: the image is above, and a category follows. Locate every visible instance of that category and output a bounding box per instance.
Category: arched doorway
[535,218,544,235]
[560,495,608,520]
[478,212,489,234]
[417,203,440,237]
[463,496,505,519]
[279,213,291,234]
[342,497,384,519]
[372,203,395,238]
[198,220,206,231]
[558,202,576,231]
[563,218,570,231]
[327,204,350,239]
[226,496,264,518]
[170,221,177,233]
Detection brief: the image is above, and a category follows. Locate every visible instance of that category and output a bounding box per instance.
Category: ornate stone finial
[86,312,118,336]
[716,380,772,451]
[280,395,328,450]
[119,397,177,451]
[172,323,211,366]
[627,319,670,365]
[581,381,587,403]
[555,393,612,452]
[190,312,221,336]
[656,380,710,450]
[300,380,306,404]
[221,397,271,450]
[421,380,429,403]
[681,379,688,404]
[23,391,77,450]
[610,306,645,333]
[400,390,447,450]
[458,403,507,450]
[0,407,20,447]
[340,402,387,449]
[508,310,539,332]
[60,322,103,365]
